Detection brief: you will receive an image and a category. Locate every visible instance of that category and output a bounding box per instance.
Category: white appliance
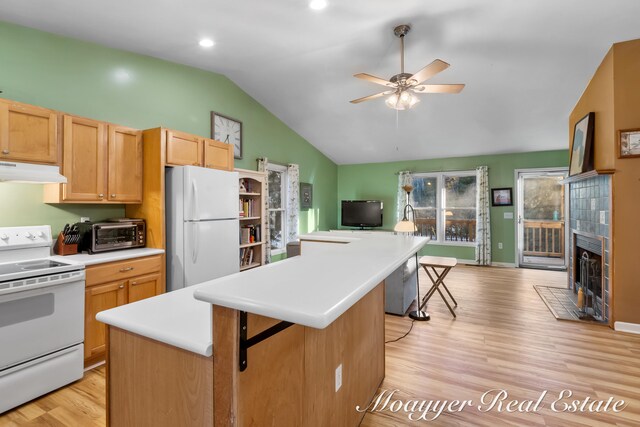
[166,166,240,291]
[0,225,85,414]
[0,161,67,183]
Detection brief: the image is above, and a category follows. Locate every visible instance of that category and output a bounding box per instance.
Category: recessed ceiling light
[309,0,328,11]
[199,38,215,48]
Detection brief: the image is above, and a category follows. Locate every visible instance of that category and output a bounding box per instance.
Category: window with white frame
[267,164,288,255]
[410,171,477,245]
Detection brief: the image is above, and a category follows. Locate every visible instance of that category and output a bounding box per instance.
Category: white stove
[0,225,85,414]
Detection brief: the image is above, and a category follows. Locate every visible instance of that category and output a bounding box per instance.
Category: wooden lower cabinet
[84,255,163,367]
[128,272,162,303]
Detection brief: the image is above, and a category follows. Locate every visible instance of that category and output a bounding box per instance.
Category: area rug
[533,285,581,321]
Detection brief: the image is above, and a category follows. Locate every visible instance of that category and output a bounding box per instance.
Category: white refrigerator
[166,166,240,291]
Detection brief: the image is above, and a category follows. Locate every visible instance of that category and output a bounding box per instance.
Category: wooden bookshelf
[237,168,267,271]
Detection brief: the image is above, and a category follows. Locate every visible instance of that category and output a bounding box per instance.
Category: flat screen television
[341,200,383,228]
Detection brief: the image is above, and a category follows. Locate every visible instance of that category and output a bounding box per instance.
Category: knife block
[54,232,78,256]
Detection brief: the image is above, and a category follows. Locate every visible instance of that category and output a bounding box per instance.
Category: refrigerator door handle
[191,180,199,221]
[192,223,199,264]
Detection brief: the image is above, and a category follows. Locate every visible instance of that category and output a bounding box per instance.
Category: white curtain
[286,164,300,243]
[475,166,491,266]
[257,158,271,264]
[397,171,413,222]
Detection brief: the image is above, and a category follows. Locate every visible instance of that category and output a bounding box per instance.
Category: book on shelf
[239,247,256,267]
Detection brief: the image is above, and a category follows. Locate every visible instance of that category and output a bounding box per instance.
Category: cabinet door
[128,272,161,303]
[203,138,234,171]
[166,130,203,166]
[84,281,127,363]
[108,125,143,203]
[0,100,58,164]
[62,115,107,201]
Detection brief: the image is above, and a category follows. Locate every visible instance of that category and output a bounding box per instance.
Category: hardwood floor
[2,265,639,426]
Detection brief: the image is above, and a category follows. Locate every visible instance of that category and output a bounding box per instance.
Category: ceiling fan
[350,24,465,110]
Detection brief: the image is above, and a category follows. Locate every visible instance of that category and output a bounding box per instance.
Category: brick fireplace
[568,175,610,323]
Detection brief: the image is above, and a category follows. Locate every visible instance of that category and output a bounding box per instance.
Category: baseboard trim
[491,262,517,268]
[456,259,479,265]
[614,322,640,335]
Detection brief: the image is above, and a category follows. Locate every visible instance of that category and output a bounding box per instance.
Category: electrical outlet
[80,217,90,223]
[335,364,342,392]
[498,242,503,249]
[591,199,596,210]
[600,211,606,224]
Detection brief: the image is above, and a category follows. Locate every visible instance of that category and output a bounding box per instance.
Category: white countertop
[194,232,429,329]
[51,248,164,266]
[96,232,428,356]
[96,283,213,356]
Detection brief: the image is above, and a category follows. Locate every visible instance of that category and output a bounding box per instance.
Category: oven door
[94,224,139,252]
[0,272,85,371]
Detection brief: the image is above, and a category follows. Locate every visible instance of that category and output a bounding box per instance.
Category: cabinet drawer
[86,255,162,287]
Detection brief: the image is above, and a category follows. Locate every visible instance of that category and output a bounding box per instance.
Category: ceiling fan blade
[407,59,450,85]
[350,91,393,104]
[413,84,465,94]
[353,73,397,87]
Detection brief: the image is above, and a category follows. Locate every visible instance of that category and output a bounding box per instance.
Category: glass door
[517,169,568,270]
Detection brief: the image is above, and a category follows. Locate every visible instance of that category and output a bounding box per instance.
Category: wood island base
[105,282,385,426]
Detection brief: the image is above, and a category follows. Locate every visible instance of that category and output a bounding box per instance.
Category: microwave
[77,218,146,254]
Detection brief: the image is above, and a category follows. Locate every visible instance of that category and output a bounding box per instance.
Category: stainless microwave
[77,219,145,253]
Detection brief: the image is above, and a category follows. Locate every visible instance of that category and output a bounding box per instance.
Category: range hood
[0,161,67,183]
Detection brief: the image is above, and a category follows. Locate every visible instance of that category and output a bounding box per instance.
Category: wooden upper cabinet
[108,125,143,203]
[204,138,234,171]
[62,115,108,202]
[166,130,203,166]
[0,100,58,165]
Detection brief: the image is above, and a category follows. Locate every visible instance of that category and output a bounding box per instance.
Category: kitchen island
[97,232,428,426]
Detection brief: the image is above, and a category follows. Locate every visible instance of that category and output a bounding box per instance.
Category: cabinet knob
[119,266,134,272]
[206,164,212,168]
[193,162,200,166]
[1,150,9,155]
[119,284,125,289]
[111,194,116,198]
[131,281,138,286]
[98,193,104,199]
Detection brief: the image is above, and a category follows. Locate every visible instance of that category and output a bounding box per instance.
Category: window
[410,171,477,245]
[267,164,288,255]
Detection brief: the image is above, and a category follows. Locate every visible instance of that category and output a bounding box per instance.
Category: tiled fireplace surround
[568,175,611,322]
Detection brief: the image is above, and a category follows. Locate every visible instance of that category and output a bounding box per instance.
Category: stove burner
[17,260,69,271]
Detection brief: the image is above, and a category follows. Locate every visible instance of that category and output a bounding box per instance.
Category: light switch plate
[504,212,514,219]
[335,364,342,392]
[498,242,503,249]
[600,211,606,224]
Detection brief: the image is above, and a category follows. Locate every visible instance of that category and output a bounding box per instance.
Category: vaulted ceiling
[1,0,638,164]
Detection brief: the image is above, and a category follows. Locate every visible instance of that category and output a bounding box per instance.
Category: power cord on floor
[385,319,415,344]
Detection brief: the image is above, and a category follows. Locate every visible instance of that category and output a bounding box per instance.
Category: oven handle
[0,271,85,299]
[94,224,136,230]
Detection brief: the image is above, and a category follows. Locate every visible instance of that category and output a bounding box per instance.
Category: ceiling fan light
[385,91,419,110]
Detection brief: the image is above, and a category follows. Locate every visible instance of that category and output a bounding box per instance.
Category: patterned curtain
[475,166,491,266]
[397,171,413,222]
[257,158,271,264]
[286,164,300,242]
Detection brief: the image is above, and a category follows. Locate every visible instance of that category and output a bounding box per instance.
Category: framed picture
[491,188,513,207]
[569,112,595,176]
[619,129,640,158]
[211,112,243,159]
[300,182,312,210]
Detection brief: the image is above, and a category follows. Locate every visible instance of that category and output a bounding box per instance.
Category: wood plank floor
[2,265,639,426]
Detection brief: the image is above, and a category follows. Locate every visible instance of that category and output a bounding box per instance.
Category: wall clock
[211,112,242,159]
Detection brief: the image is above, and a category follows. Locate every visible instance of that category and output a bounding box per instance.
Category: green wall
[0,21,337,235]
[337,150,569,264]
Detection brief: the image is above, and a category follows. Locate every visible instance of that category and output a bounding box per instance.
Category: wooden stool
[418,256,458,318]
